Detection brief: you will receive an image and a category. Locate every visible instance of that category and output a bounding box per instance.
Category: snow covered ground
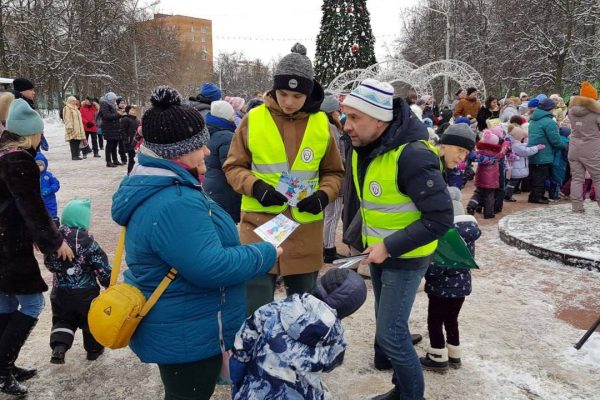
[10,118,600,400]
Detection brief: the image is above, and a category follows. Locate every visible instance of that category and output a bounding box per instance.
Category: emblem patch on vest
[288,79,298,89]
[301,147,314,163]
[369,181,382,197]
[104,306,112,316]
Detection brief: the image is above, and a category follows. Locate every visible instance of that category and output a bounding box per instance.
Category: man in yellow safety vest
[342,78,454,400]
[223,43,344,315]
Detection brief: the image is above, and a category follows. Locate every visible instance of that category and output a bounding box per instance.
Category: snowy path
[11,118,600,400]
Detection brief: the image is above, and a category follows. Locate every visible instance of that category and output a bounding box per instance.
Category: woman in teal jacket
[111,87,278,400]
[527,99,567,203]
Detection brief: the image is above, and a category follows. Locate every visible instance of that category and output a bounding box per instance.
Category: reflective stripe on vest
[241,104,330,223]
[352,140,440,259]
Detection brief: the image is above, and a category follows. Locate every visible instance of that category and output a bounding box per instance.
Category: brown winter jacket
[567,96,600,173]
[63,97,86,141]
[223,93,344,276]
[453,97,482,120]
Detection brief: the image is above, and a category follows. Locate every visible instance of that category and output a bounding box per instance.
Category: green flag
[432,228,479,269]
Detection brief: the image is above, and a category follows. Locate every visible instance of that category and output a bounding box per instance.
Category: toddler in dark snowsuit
[421,187,481,372]
[44,199,111,364]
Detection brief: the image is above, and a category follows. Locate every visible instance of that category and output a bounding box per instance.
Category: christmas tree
[314,0,377,87]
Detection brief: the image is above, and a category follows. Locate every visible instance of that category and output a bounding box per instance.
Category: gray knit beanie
[273,43,314,96]
[320,93,340,114]
[439,123,476,151]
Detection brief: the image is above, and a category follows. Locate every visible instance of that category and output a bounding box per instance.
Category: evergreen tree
[314,0,377,87]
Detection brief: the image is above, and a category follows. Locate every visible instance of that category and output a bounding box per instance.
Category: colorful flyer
[254,213,300,247]
[276,171,316,207]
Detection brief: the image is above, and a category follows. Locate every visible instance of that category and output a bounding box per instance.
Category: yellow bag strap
[109,226,178,317]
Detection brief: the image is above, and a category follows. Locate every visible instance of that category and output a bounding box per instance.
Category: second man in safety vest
[223,43,344,315]
[342,78,454,400]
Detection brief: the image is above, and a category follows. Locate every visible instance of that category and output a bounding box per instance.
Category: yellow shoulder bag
[88,227,178,349]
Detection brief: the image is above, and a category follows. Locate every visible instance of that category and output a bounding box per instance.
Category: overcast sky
[149,0,420,63]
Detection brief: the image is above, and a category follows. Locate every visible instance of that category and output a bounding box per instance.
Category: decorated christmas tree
[314,0,377,87]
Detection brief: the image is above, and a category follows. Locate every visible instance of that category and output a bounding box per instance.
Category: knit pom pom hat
[580,81,598,100]
[141,86,209,159]
[273,43,315,96]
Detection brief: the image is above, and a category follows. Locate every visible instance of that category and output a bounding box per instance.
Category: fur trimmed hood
[569,95,600,116]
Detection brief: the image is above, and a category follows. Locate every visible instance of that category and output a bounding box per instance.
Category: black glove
[86,121,94,128]
[297,190,329,215]
[252,180,288,207]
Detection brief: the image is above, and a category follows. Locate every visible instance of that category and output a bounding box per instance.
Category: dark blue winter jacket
[35,152,59,219]
[204,114,241,223]
[348,97,453,268]
[425,215,481,298]
[111,152,277,364]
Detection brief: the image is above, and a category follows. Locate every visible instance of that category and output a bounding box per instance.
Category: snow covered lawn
[13,119,600,399]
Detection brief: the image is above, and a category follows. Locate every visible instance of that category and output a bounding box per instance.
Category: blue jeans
[0,292,45,318]
[370,258,429,400]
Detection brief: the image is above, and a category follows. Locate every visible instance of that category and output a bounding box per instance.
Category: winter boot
[420,346,449,373]
[86,348,104,361]
[374,342,392,371]
[447,344,461,369]
[0,312,38,396]
[50,345,67,364]
[370,387,400,400]
[93,151,101,158]
[323,247,344,264]
[411,333,423,345]
[0,314,36,382]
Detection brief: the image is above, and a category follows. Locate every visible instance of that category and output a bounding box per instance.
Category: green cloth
[527,109,567,165]
[432,228,479,269]
[158,354,222,400]
[5,99,44,136]
[61,198,91,230]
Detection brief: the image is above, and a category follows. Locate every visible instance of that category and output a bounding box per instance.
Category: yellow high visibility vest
[351,140,440,258]
[241,104,330,224]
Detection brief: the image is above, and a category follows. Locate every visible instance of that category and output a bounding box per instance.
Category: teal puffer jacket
[527,109,567,165]
[111,153,277,364]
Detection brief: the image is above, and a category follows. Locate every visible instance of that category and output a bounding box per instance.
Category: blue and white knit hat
[342,78,394,122]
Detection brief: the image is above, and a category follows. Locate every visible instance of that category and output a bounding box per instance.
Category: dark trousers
[85,131,99,153]
[427,294,465,349]
[246,272,318,316]
[69,139,81,159]
[529,164,551,200]
[505,178,522,199]
[49,287,103,354]
[117,140,127,163]
[98,133,104,149]
[468,187,496,218]
[127,150,136,174]
[158,354,221,400]
[105,139,119,164]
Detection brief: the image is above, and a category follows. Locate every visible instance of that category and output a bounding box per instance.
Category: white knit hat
[342,78,394,122]
[210,100,234,121]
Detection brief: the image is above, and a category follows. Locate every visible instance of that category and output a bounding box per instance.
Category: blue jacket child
[230,268,367,400]
[34,152,60,221]
[549,127,570,199]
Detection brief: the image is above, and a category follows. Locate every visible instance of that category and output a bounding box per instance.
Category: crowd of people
[0,40,599,400]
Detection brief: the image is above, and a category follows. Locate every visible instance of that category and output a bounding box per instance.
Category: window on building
[201,52,207,61]
[201,26,207,33]
[191,35,195,41]
[201,36,206,43]
[202,46,207,53]
[191,25,194,33]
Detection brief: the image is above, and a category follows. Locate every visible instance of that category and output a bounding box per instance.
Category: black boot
[86,348,104,361]
[0,312,38,396]
[374,342,392,371]
[323,247,344,264]
[0,314,35,382]
[411,333,423,345]
[93,151,101,158]
[370,387,400,400]
[420,347,449,373]
[50,345,67,364]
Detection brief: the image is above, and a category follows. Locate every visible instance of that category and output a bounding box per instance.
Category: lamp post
[202,49,222,89]
[424,6,451,106]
